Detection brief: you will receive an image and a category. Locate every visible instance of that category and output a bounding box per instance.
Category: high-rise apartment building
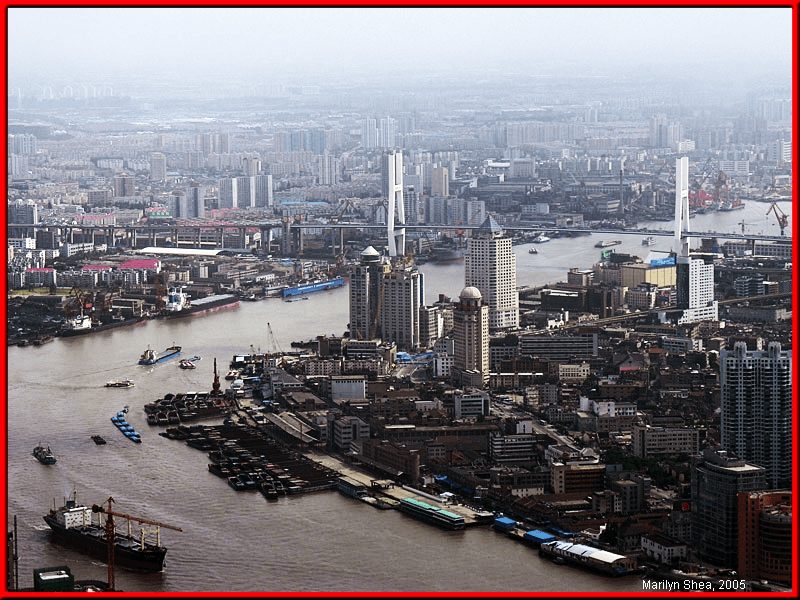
[254,174,273,208]
[150,152,167,182]
[349,246,389,341]
[113,174,135,197]
[317,153,339,186]
[242,157,262,177]
[218,178,238,209]
[7,199,39,225]
[691,448,766,568]
[382,150,405,257]
[465,215,519,331]
[452,287,489,386]
[185,183,206,218]
[431,166,449,197]
[361,118,378,149]
[721,342,792,490]
[380,262,424,352]
[235,176,256,209]
[378,117,396,148]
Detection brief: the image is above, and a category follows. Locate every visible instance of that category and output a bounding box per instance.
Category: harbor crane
[766,202,789,236]
[266,321,284,355]
[92,497,182,591]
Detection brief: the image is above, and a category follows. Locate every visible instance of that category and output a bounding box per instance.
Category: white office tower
[674,156,718,324]
[254,174,273,208]
[465,215,519,331]
[149,152,167,182]
[453,287,490,386]
[382,150,406,257]
[380,262,425,352]
[235,176,256,209]
[721,342,792,490]
[218,177,238,209]
[349,246,389,340]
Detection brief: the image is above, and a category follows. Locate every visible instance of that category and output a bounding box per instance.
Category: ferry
[641,236,656,246]
[33,444,57,465]
[539,540,636,576]
[397,497,465,530]
[528,247,538,254]
[179,360,196,370]
[282,277,345,298]
[595,240,622,248]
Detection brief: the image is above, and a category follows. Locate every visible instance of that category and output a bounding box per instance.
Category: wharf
[303,448,492,527]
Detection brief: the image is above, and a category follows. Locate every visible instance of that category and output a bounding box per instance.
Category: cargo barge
[160,292,240,319]
[43,495,167,572]
[139,345,181,365]
[539,540,636,576]
[60,316,145,338]
[397,497,465,530]
[282,277,345,298]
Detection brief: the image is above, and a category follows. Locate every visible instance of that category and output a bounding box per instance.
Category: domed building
[453,286,489,386]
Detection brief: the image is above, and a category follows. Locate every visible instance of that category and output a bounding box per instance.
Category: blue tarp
[524,530,556,542]
[494,516,516,530]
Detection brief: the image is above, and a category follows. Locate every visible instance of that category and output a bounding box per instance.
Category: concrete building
[453,389,490,420]
[720,342,792,489]
[113,174,135,197]
[379,262,424,352]
[631,423,699,458]
[737,490,792,586]
[330,415,370,452]
[431,165,449,197]
[149,152,166,182]
[349,246,389,341]
[518,333,598,360]
[184,183,206,218]
[465,215,518,331]
[452,287,489,386]
[254,174,274,208]
[235,176,256,209]
[691,448,767,568]
[218,177,238,209]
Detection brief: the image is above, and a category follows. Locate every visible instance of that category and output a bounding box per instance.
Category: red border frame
[1,1,797,597]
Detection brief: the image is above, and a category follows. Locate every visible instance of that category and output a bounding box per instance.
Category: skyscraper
[691,448,766,568]
[149,152,167,182]
[721,342,792,489]
[349,246,389,341]
[242,157,261,177]
[382,150,405,257]
[254,174,273,208]
[361,118,378,149]
[218,178,238,209]
[431,165,449,197]
[465,215,519,331]
[235,176,256,209]
[453,287,489,386]
[673,156,718,324]
[185,183,206,218]
[380,262,424,352]
[378,116,396,148]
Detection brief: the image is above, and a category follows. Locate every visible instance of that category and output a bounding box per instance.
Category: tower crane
[766,202,788,236]
[92,497,182,591]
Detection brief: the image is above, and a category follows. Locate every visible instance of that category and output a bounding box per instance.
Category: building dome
[459,286,482,300]
[360,246,381,262]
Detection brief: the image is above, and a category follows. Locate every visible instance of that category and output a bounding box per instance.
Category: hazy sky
[9,7,792,82]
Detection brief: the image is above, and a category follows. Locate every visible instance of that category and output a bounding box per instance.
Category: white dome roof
[361,245,380,257]
[460,286,482,300]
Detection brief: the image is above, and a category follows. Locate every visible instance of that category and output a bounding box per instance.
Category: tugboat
[178,360,196,370]
[33,444,57,465]
[91,435,107,445]
[528,247,538,254]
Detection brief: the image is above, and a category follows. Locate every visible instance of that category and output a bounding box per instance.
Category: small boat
[105,379,135,388]
[33,444,56,465]
[642,236,656,246]
[32,335,54,346]
[179,360,196,370]
[528,247,538,254]
[187,356,201,362]
[595,240,622,248]
[91,435,107,445]
[225,370,240,380]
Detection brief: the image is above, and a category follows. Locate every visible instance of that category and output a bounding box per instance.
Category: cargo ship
[60,316,145,338]
[719,198,745,211]
[139,345,181,365]
[43,494,168,571]
[160,291,240,319]
[282,277,345,298]
[595,240,622,248]
[397,497,465,530]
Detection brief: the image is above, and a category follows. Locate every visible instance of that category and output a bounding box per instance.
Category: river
[5,200,790,591]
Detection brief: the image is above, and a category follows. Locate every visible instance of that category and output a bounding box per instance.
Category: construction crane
[766,202,789,236]
[91,497,182,591]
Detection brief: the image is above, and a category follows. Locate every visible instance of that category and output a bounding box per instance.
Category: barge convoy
[282,277,345,298]
[139,345,182,365]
